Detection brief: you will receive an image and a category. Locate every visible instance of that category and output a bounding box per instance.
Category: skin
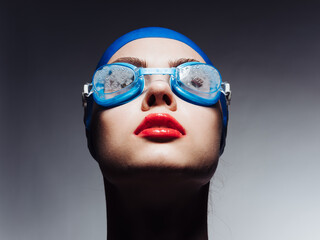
[87,38,223,240]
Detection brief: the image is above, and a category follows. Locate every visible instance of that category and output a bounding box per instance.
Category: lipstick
[134,113,186,140]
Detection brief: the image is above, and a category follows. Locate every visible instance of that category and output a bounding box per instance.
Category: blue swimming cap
[96,27,213,69]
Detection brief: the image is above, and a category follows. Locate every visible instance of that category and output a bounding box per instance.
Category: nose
[141,79,177,111]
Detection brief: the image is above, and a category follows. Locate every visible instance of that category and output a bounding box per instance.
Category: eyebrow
[168,58,200,67]
[110,57,200,68]
[110,57,147,68]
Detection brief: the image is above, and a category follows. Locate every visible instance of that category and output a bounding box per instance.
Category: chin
[98,145,219,188]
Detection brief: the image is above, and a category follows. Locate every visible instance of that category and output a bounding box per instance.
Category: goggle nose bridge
[136,67,176,76]
[136,67,177,88]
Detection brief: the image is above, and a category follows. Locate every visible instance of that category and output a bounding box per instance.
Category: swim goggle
[83,61,231,109]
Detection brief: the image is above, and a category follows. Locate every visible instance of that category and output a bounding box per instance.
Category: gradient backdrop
[1,1,319,240]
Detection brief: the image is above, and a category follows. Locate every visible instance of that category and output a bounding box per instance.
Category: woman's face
[90,38,222,186]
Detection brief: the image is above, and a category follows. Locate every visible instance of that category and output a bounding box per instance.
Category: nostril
[163,94,172,105]
[147,94,156,106]
[142,88,177,111]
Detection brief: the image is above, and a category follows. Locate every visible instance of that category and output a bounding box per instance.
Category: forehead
[107,38,206,66]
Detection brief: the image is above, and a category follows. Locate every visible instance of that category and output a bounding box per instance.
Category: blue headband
[96,27,213,69]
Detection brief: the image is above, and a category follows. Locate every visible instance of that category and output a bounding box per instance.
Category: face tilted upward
[89,38,222,186]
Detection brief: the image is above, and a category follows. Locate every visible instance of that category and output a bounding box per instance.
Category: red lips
[134,113,186,140]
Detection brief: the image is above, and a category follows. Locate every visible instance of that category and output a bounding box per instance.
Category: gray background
[1,1,319,240]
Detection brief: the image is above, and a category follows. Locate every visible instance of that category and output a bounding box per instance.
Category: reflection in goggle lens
[178,64,221,93]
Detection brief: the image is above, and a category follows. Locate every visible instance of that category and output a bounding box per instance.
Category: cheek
[182,103,222,169]
[194,108,221,150]
[90,102,139,166]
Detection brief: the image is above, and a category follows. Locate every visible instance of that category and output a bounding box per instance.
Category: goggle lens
[91,62,224,107]
[178,64,221,93]
[93,64,137,100]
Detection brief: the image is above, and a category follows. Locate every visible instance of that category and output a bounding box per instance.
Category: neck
[103,177,210,240]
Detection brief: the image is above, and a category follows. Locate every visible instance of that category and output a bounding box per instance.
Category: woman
[82,27,231,240]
